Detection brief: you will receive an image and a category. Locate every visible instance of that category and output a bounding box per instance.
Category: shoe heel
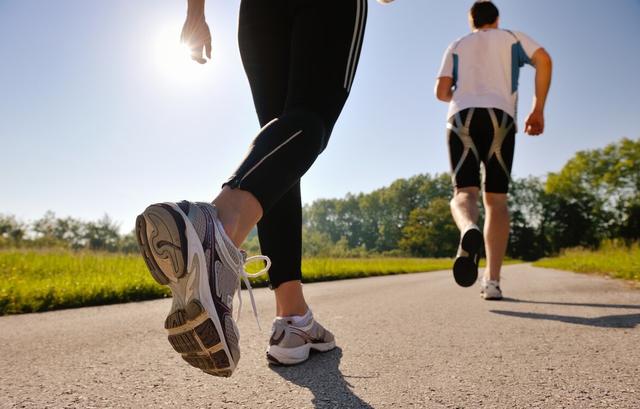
[453,228,483,287]
[135,205,188,285]
[165,300,234,377]
[461,228,482,254]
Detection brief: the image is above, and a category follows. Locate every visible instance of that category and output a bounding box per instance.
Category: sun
[152,25,211,84]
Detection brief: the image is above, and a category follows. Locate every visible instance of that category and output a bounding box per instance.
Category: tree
[303,173,454,254]
[84,215,120,251]
[54,217,86,248]
[399,198,458,257]
[619,199,640,241]
[546,137,640,242]
[507,177,548,260]
[118,231,140,253]
[0,214,26,245]
[32,211,58,239]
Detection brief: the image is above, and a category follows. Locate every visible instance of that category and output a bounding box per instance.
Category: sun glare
[152,26,212,85]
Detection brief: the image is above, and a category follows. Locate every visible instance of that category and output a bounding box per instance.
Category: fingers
[524,111,544,136]
[205,39,212,60]
[191,35,211,64]
[191,44,206,64]
[525,122,543,136]
[525,125,538,135]
[190,39,211,64]
[181,19,211,64]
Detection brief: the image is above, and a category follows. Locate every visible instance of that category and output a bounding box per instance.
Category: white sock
[463,223,479,233]
[289,308,313,327]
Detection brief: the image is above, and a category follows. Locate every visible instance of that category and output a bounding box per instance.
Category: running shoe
[135,201,269,377]
[480,279,503,300]
[453,224,483,287]
[266,311,335,366]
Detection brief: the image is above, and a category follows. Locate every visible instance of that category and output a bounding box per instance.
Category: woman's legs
[257,183,308,316]
[235,0,308,316]
[136,0,368,375]
[213,187,262,247]
[233,0,367,299]
[212,186,308,316]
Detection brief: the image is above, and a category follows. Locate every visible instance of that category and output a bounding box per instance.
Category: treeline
[2,138,638,260]
[301,138,639,260]
[0,212,138,253]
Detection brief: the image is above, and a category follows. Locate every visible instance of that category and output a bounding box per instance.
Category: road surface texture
[1,264,639,408]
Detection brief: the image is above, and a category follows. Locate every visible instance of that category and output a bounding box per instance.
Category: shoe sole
[135,203,237,377]
[453,228,483,287]
[266,341,336,366]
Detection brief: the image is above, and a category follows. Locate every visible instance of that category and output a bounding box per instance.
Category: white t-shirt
[437,29,542,121]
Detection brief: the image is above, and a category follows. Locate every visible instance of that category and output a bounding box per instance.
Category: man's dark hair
[470,1,499,29]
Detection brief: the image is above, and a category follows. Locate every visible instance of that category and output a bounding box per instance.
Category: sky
[1,0,639,233]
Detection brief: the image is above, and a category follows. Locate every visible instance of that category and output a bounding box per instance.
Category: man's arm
[435,77,454,103]
[181,0,212,64]
[524,48,552,135]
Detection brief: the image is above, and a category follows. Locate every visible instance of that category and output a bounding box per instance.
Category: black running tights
[225,0,367,288]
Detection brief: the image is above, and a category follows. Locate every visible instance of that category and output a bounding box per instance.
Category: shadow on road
[501,297,640,310]
[269,347,375,409]
[491,310,640,328]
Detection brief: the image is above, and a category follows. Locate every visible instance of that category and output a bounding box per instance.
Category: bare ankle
[212,187,263,247]
[484,272,500,281]
[216,210,243,246]
[274,281,308,317]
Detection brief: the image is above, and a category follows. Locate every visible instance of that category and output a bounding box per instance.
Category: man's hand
[180,6,212,64]
[435,77,454,103]
[524,109,544,136]
[527,48,552,136]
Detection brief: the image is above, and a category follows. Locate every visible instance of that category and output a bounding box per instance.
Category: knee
[484,193,509,212]
[284,109,328,152]
[452,187,480,206]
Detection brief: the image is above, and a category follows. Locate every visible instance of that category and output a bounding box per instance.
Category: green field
[534,241,640,282]
[0,249,467,315]
[0,250,166,315]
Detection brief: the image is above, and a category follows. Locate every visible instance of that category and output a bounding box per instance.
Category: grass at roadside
[1,249,481,315]
[247,257,455,287]
[0,250,166,316]
[533,241,640,282]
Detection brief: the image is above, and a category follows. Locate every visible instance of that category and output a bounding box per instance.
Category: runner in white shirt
[435,1,552,299]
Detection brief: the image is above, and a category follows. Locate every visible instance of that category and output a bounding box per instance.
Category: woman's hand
[180,0,212,64]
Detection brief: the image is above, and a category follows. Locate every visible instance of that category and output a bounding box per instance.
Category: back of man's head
[469,1,499,29]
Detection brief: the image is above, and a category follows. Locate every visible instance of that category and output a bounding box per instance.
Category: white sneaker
[266,310,335,366]
[135,201,269,377]
[481,279,503,300]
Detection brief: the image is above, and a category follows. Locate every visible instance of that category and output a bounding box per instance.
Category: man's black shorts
[447,107,515,194]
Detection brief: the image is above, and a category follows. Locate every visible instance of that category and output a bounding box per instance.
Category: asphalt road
[1,264,639,409]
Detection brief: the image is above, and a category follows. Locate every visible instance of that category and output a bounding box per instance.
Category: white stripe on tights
[240,130,304,184]
[346,0,366,92]
[344,0,365,90]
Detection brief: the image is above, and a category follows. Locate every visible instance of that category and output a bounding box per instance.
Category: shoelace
[209,210,270,330]
[236,253,271,331]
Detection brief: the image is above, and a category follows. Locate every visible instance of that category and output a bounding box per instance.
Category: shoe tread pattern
[453,228,483,287]
[164,300,233,377]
